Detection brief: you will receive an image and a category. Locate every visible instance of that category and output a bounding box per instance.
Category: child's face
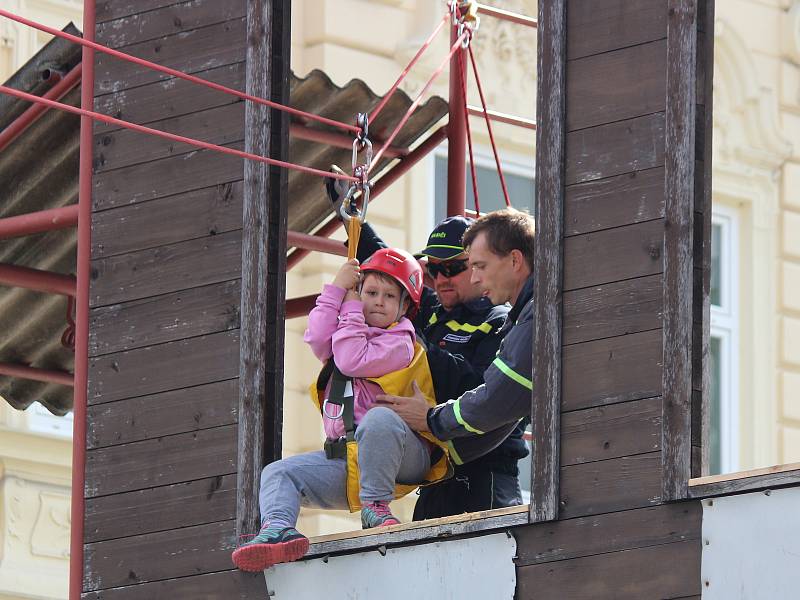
[360,273,408,328]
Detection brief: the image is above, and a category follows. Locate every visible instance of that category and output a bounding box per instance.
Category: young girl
[232,248,433,573]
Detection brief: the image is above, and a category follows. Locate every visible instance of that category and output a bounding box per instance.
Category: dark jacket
[356,223,528,471]
[428,275,534,465]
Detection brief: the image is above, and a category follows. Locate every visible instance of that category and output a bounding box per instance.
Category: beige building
[0,0,798,597]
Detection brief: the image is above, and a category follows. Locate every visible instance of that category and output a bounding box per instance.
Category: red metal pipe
[70,1,94,598]
[447,18,467,217]
[0,362,74,386]
[287,230,347,256]
[285,294,320,319]
[0,264,76,296]
[476,3,538,28]
[467,105,537,130]
[285,124,448,271]
[0,205,79,240]
[289,123,408,159]
[0,63,82,153]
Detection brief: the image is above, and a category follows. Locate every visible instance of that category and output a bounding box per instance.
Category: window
[432,152,535,225]
[26,403,73,438]
[708,206,739,475]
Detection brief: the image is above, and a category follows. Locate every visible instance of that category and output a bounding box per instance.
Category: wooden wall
[515,0,712,597]
[82,0,267,596]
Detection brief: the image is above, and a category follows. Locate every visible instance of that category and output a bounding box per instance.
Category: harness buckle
[324,437,348,460]
[322,399,345,420]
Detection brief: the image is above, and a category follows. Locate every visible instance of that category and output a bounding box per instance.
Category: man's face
[467,232,515,305]
[427,254,481,310]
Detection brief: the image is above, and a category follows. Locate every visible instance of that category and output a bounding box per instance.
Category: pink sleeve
[331,309,415,378]
[303,284,347,362]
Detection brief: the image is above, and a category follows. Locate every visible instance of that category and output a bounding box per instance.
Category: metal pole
[285,294,319,319]
[476,3,538,28]
[0,205,79,240]
[0,264,76,296]
[467,105,537,130]
[0,63,82,153]
[70,1,94,598]
[286,230,348,256]
[0,362,74,386]
[446,16,466,217]
[289,123,408,159]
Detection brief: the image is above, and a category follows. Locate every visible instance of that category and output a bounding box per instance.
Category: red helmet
[361,248,423,318]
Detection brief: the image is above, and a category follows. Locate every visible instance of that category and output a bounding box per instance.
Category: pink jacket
[303,284,416,440]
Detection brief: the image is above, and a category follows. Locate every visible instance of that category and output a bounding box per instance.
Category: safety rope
[368,10,451,126]
[0,9,362,136]
[0,84,359,182]
[458,41,480,215]
[369,30,468,173]
[467,44,511,207]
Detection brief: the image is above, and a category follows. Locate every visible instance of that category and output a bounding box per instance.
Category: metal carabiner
[323,399,345,420]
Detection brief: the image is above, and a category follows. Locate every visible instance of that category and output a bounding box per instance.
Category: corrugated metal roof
[0,36,447,415]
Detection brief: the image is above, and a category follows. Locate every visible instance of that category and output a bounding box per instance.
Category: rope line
[458,44,480,215]
[369,30,468,173]
[368,10,450,126]
[0,9,361,135]
[467,44,511,207]
[0,84,359,182]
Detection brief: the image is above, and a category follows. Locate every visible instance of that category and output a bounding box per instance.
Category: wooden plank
[562,329,662,412]
[96,0,185,23]
[86,379,238,447]
[85,474,236,543]
[559,452,662,519]
[88,330,239,404]
[661,0,697,503]
[561,397,661,466]
[94,18,246,95]
[514,501,701,566]
[565,112,665,185]
[90,279,241,356]
[563,219,664,291]
[567,40,666,132]
[529,0,565,525]
[94,103,245,173]
[84,520,235,591]
[567,0,666,60]
[85,424,237,498]
[97,0,246,49]
[563,274,662,346]
[564,166,664,237]
[94,62,245,135]
[93,145,243,211]
[90,229,242,307]
[82,570,264,600]
[516,539,701,599]
[91,181,243,259]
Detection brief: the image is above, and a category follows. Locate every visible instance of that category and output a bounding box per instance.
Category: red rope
[458,44,480,215]
[369,11,450,126]
[0,9,361,135]
[369,31,468,173]
[467,44,511,207]
[0,84,359,182]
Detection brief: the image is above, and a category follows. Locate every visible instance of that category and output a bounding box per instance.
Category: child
[232,248,432,572]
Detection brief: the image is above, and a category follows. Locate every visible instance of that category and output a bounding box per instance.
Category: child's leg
[355,406,431,505]
[259,450,349,528]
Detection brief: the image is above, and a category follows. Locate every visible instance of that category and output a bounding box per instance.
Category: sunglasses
[426,259,469,279]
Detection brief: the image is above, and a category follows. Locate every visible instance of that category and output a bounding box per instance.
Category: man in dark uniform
[325,175,527,518]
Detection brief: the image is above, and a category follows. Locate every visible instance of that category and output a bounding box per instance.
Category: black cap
[415,215,475,260]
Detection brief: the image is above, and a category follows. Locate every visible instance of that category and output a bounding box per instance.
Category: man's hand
[376,381,431,432]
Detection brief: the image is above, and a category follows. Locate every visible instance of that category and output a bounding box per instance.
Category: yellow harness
[310,341,453,512]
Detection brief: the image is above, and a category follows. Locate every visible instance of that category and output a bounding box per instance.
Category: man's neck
[509,268,532,306]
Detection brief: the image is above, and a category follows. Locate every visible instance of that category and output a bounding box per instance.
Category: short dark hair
[462,207,536,270]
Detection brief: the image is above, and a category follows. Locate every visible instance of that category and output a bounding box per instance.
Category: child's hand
[333,258,361,290]
[344,289,361,303]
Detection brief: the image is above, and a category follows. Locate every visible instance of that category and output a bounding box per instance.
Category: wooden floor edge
[689,462,800,487]
[307,504,530,545]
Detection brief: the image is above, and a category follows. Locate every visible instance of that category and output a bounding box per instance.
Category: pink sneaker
[361,501,400,529]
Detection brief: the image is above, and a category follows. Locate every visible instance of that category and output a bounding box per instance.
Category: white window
[709,205,739,474]
[26,403,73,438]
[432,150,535,225]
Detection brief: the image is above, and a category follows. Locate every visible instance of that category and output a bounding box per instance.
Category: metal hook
[323,399,345,420]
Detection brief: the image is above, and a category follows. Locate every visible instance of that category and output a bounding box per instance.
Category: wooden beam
[530,0,566,523]
[237,0,291,538]
[661,0,698,502]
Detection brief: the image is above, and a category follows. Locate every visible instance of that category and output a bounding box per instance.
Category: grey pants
[259,406,431,529]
